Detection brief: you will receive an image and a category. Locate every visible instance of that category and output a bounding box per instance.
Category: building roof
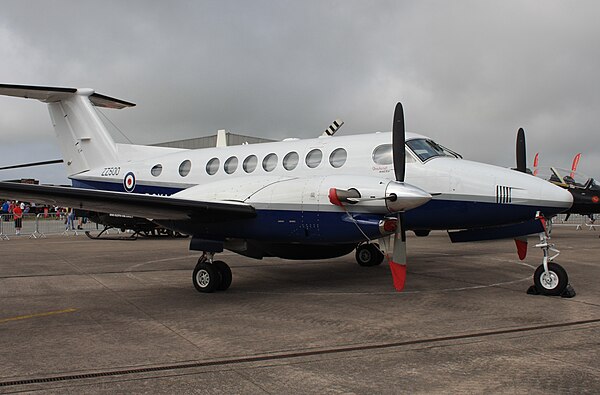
[152,131,274,149]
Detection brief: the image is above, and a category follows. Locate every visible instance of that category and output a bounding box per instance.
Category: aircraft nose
[539,179,573,214]
[516,173,573,217]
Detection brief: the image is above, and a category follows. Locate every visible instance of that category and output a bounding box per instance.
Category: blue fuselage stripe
[73,179,566,243]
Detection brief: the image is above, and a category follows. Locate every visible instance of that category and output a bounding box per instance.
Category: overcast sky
[0,1,599,184]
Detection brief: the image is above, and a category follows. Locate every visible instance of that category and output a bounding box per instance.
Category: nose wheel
[533,262,568,296]
[529,216,575,297]
[192,253,233,293]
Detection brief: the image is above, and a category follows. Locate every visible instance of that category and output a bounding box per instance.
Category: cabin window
[262,153,278,172]
[224,156,238,174]
[329,148,347,168]
[243,155,258,173]
[206,158,219,175]
[150,164,163,177]
[305,149,322,168]
[283,152,299,171]
[372,144,393,165]
[179,160,192,177]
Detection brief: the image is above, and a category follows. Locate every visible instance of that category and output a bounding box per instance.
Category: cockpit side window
[372,144,393,165]
[406,139,459,162]
[372,143,417,164]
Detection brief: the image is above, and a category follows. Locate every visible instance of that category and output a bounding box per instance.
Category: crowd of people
[1,200,87,235]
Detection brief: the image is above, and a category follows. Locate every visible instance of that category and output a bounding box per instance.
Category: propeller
[513,128,529,259]
[516,127,527,173]
[513,128,539,260]
[328,102,431,291]
[389,102,408,291]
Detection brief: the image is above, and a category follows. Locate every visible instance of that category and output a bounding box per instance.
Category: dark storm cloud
[0,0,599,184]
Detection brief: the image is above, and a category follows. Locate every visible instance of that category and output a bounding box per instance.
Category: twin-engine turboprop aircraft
[0,84,573,295]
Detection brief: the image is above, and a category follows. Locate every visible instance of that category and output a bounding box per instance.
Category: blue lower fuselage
[73,179,566,244]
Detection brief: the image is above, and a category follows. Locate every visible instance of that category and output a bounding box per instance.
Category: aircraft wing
[0,182,255,221]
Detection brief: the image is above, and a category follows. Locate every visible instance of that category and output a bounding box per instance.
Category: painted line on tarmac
[241,275,533,296]
[0,308,77,325]
[1,318,599,388]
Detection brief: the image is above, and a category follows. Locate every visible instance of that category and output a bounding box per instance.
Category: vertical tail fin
[0,84,135,178]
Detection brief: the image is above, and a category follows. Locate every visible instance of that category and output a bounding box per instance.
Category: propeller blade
[514,236,528,260]
[389,212,407,291]
[0,159,63,171]
[516,128,527,173]
[392,102,405,182]
[533,152,539,176]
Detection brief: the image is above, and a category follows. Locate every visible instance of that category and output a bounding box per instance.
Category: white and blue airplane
[0,84,573,295]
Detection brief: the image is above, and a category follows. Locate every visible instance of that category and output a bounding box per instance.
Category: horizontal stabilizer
[0,84,135,109]
[448,219,545,243]
[0,159,63,171]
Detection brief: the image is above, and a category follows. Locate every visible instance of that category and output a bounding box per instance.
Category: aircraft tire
[355,243,384,267]
[214,261,232,291]
[192,262,221,293]
[533,262,568,296]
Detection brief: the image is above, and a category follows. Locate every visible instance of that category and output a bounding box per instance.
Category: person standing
[66,208,75,230]
[13,201,23,235]
[1,200,9,214]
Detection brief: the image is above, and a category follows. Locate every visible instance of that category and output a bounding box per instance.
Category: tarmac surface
[0,227,599,394]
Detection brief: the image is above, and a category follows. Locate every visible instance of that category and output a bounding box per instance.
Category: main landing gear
[192,252,232,293]
[355,243,385,267]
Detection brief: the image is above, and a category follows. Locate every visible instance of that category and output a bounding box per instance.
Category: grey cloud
[0,0,599,182]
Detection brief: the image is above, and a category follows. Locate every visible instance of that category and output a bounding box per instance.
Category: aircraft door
[299,176,324,240]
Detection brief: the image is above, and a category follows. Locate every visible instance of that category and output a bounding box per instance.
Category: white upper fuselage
[70,131,572,232]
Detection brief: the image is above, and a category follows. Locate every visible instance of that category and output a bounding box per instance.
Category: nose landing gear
[528,217,576,298]
[192,252,233,293]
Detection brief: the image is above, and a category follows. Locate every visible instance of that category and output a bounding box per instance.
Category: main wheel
[213,260,232,291]
[355,243,384,267]
[192,262,221,293]
[533,262,568,296]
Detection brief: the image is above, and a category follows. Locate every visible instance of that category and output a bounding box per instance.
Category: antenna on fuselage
[321,119,344,137]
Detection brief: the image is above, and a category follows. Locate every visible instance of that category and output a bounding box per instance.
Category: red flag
[570,153,581,178]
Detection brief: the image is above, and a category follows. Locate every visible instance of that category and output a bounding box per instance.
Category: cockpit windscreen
[406,138,461,162]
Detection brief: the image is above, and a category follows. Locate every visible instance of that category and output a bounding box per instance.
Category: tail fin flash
[0,84,135,177]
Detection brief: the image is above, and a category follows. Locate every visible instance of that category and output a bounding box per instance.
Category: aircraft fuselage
[69,132,572,245]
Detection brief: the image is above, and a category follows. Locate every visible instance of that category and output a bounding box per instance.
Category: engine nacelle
[328,177,431,213]
[174,175,431,215]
